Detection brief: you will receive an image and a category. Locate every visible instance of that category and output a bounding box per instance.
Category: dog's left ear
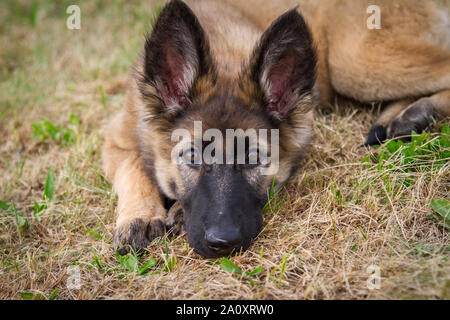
[241,9,317,119]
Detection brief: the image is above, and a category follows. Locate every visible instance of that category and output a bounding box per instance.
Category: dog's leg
[387,89,450,140]
[365,89,450,145]
[102,109,166,255]
[364,99,413,145]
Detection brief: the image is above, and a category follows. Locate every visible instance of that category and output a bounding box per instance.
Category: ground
[0,0,449,300]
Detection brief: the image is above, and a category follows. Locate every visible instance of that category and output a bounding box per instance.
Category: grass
[0,0,449,300]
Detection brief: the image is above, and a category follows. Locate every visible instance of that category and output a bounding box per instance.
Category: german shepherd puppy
[102,0,450,258]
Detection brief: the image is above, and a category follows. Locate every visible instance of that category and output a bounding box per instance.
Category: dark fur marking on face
[169,181,178,199]
[180,164,264,258]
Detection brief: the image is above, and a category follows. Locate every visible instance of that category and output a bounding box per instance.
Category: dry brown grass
[0,0,449,300]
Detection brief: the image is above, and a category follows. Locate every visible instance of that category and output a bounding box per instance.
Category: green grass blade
[44,168,55,201]
[430,199,450,219]
[219,258,242,275]
[73,178,111,195]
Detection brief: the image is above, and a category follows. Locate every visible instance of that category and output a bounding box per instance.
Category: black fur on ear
[245,8,317,119]
[138,0,216,116]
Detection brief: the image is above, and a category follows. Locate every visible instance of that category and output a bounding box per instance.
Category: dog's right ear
[138,0,216,117]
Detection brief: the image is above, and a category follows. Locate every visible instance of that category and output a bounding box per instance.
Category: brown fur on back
[223,0,450,103]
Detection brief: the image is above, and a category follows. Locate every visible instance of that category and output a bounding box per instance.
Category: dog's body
[226,0,450,142]
[102,0,450,258]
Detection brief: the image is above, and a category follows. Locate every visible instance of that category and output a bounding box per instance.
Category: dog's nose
[205,227,242,255]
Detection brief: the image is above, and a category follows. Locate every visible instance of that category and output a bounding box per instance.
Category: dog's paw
[363,124,387,146]
[364,98,437,146]
[113,217,165,255]
[165,201,185,236]
[387,98,436,141]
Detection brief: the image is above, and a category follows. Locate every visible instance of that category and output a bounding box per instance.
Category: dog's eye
[180,148,202,167]
[244,149,260,168]
[248,150,259,164]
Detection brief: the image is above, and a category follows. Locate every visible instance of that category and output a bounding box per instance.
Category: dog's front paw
[165,201,185,236]
[113,217,165,255]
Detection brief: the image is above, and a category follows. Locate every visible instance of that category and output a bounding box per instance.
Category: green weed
[32,115,79,146]
[219,258,263,287]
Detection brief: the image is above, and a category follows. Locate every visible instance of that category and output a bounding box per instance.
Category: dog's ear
[139,0,215,115]
[241,9,316,119]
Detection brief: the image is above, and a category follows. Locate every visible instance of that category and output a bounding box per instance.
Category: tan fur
[375,99,415,127]
[224,0,450,125]
[103,0,450,251]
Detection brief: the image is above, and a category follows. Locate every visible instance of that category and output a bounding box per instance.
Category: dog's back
[204,0,450,143]
[213,0,450,103]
